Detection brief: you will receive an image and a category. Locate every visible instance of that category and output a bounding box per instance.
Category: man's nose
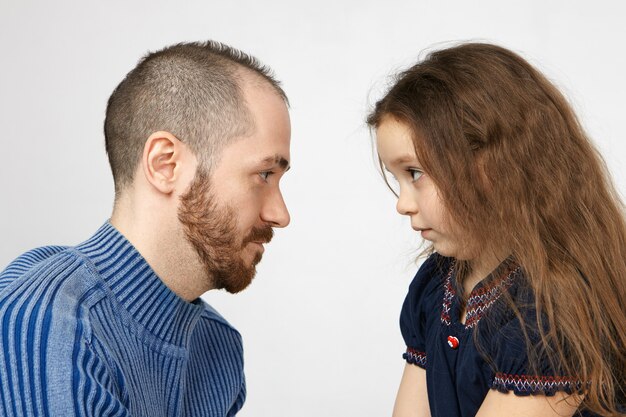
[261,189,290,228]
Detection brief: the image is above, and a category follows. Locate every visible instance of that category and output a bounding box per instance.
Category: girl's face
[376,118,467,259]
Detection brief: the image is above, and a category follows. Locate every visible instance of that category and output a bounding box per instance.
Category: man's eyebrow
[261,154,290,171]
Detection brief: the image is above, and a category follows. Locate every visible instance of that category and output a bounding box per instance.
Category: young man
[0,41,291,416]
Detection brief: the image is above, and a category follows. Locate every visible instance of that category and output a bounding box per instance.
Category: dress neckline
[440,258,521,329]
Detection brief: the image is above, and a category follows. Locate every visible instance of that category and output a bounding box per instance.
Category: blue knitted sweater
[0,222,246,416]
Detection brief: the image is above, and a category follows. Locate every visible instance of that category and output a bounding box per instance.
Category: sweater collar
[75,221,204,347]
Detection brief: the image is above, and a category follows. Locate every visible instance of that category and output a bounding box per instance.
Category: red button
[447,335,460,349]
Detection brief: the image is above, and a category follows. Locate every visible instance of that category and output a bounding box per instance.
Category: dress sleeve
[399,254,444,369]
[488,306,582,397]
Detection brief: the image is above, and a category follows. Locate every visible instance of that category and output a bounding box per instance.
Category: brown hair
[104,40,287,195]
[368,43,626,415]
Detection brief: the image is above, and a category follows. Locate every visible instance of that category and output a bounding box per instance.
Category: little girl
[368,43,626,417]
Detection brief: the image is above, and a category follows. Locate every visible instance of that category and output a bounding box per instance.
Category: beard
[177,171,274,294]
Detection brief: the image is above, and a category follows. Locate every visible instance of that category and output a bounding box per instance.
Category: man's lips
[249,241,266,253]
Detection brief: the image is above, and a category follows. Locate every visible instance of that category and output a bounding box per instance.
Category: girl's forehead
[376,119,419,164]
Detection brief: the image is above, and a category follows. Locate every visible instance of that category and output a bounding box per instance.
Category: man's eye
[259,171,273,181]
[409,169,423,181]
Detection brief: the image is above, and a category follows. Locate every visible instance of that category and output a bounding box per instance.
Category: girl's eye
[409,169,423,182]
[259,171,273,181]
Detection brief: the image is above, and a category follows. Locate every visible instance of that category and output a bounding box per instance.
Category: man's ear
[141,131,185,195]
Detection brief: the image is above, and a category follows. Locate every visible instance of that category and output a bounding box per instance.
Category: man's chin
[223,277,254,294]
[213,265,257,294]
[252,252,263,267]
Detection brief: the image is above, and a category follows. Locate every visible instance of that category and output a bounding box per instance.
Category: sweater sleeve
[68,338,133,417]
[0,311,132,417]
[227,378,246,417]
[0,254,132,417]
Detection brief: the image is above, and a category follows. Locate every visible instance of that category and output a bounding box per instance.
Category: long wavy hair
[367,43,626,416]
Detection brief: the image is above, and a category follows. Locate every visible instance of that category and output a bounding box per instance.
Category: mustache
[242,225,274,246]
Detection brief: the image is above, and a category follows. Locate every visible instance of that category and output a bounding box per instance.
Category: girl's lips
[414,228,433,238]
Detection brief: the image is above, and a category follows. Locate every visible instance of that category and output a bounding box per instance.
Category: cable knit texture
[0,222,245,417]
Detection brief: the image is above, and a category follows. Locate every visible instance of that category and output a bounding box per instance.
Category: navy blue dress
[400,253,599,417]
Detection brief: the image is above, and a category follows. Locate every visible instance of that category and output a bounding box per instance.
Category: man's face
[178,84,291,293]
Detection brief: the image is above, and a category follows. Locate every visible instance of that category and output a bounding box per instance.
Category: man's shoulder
[0,245,104,315]
[0,245,124,416]
[0,245,69,289]
[0,244,106,350]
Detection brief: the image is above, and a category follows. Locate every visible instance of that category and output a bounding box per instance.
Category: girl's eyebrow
[390,155,416,165]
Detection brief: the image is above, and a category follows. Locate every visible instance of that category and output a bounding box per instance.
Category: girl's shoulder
[407,252,453,297]
[400,253,452,328]
[400,253,451,358]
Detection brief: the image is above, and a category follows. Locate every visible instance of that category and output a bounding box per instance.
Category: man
[0,41,291,416]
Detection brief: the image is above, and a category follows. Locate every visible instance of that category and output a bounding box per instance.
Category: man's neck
[110,208,213,302]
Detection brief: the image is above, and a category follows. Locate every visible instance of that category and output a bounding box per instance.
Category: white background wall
[1,1,625,416]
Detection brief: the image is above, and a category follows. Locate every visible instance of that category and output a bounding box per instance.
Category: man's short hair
[104,41,287,195]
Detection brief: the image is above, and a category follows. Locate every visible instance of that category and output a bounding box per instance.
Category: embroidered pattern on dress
[464,265,520,328]
[440,265,455,326]
[403,347,427,367]
[492,372,582,394]
[441,262,520,328]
